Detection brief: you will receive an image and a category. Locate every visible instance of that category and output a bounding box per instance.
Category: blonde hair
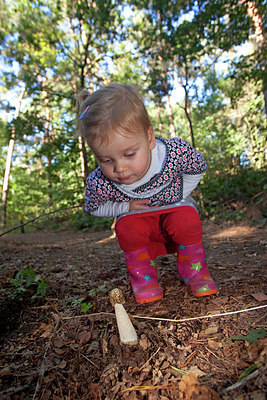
[77,83,151,144]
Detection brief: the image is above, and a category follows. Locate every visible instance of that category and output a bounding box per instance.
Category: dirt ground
[0,221,266,400]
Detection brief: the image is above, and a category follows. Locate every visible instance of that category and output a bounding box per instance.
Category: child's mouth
[118,176,131,182]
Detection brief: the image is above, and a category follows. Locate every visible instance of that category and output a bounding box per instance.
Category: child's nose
[114,160,127,173]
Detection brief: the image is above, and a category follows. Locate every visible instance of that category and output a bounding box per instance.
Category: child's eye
[100,159,111,164]
[125,152,135,158]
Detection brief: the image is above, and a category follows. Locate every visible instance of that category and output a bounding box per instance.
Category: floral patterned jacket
[84,137,207,213]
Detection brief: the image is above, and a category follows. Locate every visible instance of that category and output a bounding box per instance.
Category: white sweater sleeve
[91,201,130,218]
[182,173,203,199]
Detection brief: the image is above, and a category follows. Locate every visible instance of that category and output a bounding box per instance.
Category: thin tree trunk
[157,9,176,138]
[78,136,88,182]
[165,91,176,138]
[241,0,266,117]
[156,104,163,136]
[1,87,25,228]
[183,81,195,148]
[43,86,53,201]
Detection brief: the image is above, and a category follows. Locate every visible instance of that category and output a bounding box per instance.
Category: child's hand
[129,199,150,211]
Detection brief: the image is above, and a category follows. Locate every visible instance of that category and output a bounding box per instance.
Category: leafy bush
[10,266,49,299]
[198,167,267,221]
[69,210,114,231]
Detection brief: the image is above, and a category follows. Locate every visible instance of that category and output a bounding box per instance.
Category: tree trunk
[165,91,176,138]
[1,87,25,228]
[183,84,196,148]
[157,9,176,138]
[78,136,88,182]
[156,104,163,136]
[43,85,53,201]
[241,0,266,117]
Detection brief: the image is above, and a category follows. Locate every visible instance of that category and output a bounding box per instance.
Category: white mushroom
[110,288,138,345]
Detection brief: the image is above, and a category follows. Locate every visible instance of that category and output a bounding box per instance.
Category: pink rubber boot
[177,241,218,296]
[124,246,163,304]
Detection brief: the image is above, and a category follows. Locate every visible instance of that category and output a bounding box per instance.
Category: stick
[220,369,261,394]
[61,304,267,323]
[0,204,82,237]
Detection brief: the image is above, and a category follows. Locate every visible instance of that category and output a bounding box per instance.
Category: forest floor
[0,221,266,400]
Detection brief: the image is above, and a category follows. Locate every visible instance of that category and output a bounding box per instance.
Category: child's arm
[90,201,129,217]
[182,173,203,199]
[90,199,152,217]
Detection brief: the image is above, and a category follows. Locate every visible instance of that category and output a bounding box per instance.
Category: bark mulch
[0,221,266,399]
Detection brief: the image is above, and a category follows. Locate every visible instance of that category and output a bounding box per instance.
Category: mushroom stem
[114,303,138,345]
[110,288,138,345]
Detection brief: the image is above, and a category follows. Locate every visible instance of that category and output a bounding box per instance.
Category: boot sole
[136,294,163,304]
[195,288,219,297]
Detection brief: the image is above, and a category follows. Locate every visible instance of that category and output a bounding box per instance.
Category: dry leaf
[204,323,218,335]
[251,292,267,302]
[139,335,150,350]
[53,337,65,348]
[187,365,206,376]
[178,374,220,400]
[57,360,67,369]
[39,323,54,338]
[207,339,219,350]
[79,330,91,345]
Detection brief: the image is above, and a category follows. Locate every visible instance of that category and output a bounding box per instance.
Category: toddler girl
[77,83,218,304]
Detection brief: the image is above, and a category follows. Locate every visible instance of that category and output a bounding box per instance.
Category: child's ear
[147,126,156,149]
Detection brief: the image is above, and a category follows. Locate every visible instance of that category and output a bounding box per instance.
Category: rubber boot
[177,241,218,296]
[124,246,163,304]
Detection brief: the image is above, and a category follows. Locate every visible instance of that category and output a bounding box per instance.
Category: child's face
[90,127,155,185]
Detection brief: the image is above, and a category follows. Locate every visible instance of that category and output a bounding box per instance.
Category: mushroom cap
[110,288,126,306]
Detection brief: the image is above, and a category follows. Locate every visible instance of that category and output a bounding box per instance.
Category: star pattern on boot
[196,284,211,293]
[143,275,152,282]
[136,251,150,261]
[190,262,202,272]
[178,254,191,263]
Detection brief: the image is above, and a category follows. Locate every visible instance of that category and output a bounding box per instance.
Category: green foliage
[238,364,262,381]
[71,297,92,313]
[198,167,267,221]
[10,265,49,299]
[80,302,93,313]
[229,328,266,344]
[69,285,106,313]
[0,0,266,229]
[69,211,114,231]
[88,285,106,296]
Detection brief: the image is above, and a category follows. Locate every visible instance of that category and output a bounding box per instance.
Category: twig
[122,383,180,393]
[139,347,161,371]
[131,304,267,323]
[62,312,115,320]
[0,204,82,237]
[0,385,30,395]
[80,353,101,369]
[180,349,198,368]
[219,369,261,394]
[61,304,267,323]
[32,313,61,400]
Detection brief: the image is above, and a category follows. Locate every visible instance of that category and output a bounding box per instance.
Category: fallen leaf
[57,360,67,369]
[203,323,218,335]
[79,330,91,345]
[139,335,150,350]
[53,337,65,348]
[207,339,219,350]
[230,328,266,344]
[40,323,54,338]
[178,374,220,400]
[251,292,267,302]
[187,365,206,376]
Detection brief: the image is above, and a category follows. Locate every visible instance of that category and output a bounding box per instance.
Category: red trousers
[115,206,203,259]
